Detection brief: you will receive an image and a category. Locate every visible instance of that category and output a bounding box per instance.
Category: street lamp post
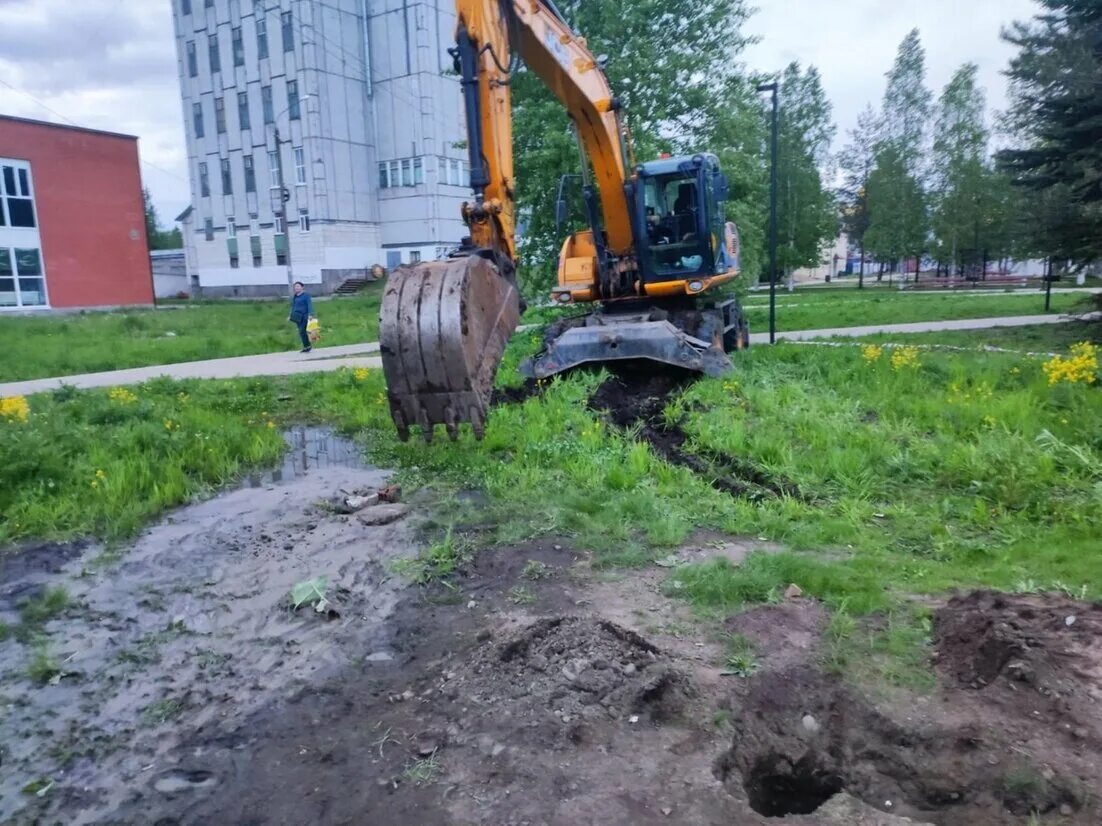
[271,95,311,297]
[756,81,779,344]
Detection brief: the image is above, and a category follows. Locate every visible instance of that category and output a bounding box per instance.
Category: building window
[262,85,273,124]
[0,248,46,307]
[232,26,245,67]
[198,162,210,197]
[227,217,237,238]
[287,80,300,120]
[293,147,306,185]
[181,0,192,15]
[256,17,269,60]
[204,217,214,240]
[439,157,469,187]
[253,252,263,267]
[1,163,36,228]
[274,216,286,235]
[204,0,213,7]
[221,157,233,195]
[214,97,226,134]
[243,155,256,193]
[237,91,251,131]
[193,102,204,138]
[268,150,280,188]
[281,11,294,52]
[298,210,310,233]
[378,157,427,189]
[208,33,220,74]
[410,250,421,264]
[186,41,198,77]
[230,254,240,269]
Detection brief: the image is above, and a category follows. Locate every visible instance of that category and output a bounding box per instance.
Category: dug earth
[1,456,1099,824]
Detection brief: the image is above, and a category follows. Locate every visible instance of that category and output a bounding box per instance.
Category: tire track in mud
[586,370,805,502]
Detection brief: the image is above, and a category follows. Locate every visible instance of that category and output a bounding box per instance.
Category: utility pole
[272,125,294,298]
[1044,256,1053,312]
[757,81,779,344]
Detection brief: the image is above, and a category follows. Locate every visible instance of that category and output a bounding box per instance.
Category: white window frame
[274,215,286,234]
[294,147,306,186]
[227,217,237,238]
[268,150,280,189]
[298,210,310,233]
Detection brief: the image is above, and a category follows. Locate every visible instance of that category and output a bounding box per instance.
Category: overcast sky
[0,0,1041,225]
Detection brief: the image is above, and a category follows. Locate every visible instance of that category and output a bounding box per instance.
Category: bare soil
[2,434,1100,825]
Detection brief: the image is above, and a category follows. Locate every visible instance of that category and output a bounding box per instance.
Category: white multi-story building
[171,0,471,296]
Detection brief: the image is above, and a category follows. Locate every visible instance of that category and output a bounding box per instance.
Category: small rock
[622,663,637,676]
[1072,727,1088,739]
[476,629,492,642]
[491,743,505,757]
[378,484,402,503]
[1065,615,1077,627]
[553,544,563,551]
[358,503,410,526]
[365,652,394,663]
[1041,768,1055,782]
[628,715,639,724]
[467,600,478,610]
[801,714,820,734]
[784,583,803,599]
[1060,803,1073,816]
[660,807,672,816]
[416,737,440,756]
[400,689,414,702]
[342,492,380,513]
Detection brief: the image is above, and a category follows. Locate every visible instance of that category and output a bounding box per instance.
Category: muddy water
[0,428,416,825]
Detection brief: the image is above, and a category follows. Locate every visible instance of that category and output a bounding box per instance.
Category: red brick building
[0,115,154,310]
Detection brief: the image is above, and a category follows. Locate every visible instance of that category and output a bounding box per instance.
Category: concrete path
[751,312,1098,344]
[2,312,1095,397]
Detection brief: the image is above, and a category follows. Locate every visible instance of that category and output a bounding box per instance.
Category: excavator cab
[631,153,732,286]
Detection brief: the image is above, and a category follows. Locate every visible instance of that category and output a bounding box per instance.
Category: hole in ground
[743,753,843,817]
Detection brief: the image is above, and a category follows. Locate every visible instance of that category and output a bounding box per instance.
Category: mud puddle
[588,370,804,501]
[0,428,416,825]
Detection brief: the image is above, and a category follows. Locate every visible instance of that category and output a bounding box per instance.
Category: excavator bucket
[380,256,520,442]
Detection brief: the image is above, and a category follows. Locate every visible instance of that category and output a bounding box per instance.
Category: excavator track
[380,255,520,442]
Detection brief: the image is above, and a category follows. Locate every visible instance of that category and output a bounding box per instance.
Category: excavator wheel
[380,255,520,442]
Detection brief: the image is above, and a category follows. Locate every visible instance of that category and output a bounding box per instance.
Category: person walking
[288,281,315,353]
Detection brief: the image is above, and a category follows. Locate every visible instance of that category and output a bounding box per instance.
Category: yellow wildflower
[1010,367,1020,375]
[177,392,190,404]
[353,368,370,382]
[1042,341,1098,386]
[861,344,883,363]
[108,387,138,405]
[890,346,921,371]
[267,420,276,429]
[164,419,178,431]
[95,469,107,479]
[0,395,30,422]
[982,415,997,428]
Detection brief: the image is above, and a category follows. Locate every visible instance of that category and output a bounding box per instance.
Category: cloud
[0,0,189,220]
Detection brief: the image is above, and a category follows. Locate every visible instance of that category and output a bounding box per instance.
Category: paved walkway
[2,313,1095,397]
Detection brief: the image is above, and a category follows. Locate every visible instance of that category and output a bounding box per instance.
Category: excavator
[380,0,749,442]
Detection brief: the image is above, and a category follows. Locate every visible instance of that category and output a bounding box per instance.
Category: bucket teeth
[380,257,520,442]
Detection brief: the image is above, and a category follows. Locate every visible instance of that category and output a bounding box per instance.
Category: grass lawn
[3,321,1099,684]
[858,321,1101,353]
[1,284,384,383]
[524,287,1093,333]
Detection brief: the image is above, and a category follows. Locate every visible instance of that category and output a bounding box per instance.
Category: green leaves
[290,577,329,613]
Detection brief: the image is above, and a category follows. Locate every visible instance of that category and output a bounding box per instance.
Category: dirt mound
[716,664,1091,824]
[934,589,1102,695]
[462,616,694,726]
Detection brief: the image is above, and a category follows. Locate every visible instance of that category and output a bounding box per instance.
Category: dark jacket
[289,292,314,324]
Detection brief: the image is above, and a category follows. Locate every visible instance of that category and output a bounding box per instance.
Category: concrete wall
[151,249,189,298]
[0,116,153,309]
